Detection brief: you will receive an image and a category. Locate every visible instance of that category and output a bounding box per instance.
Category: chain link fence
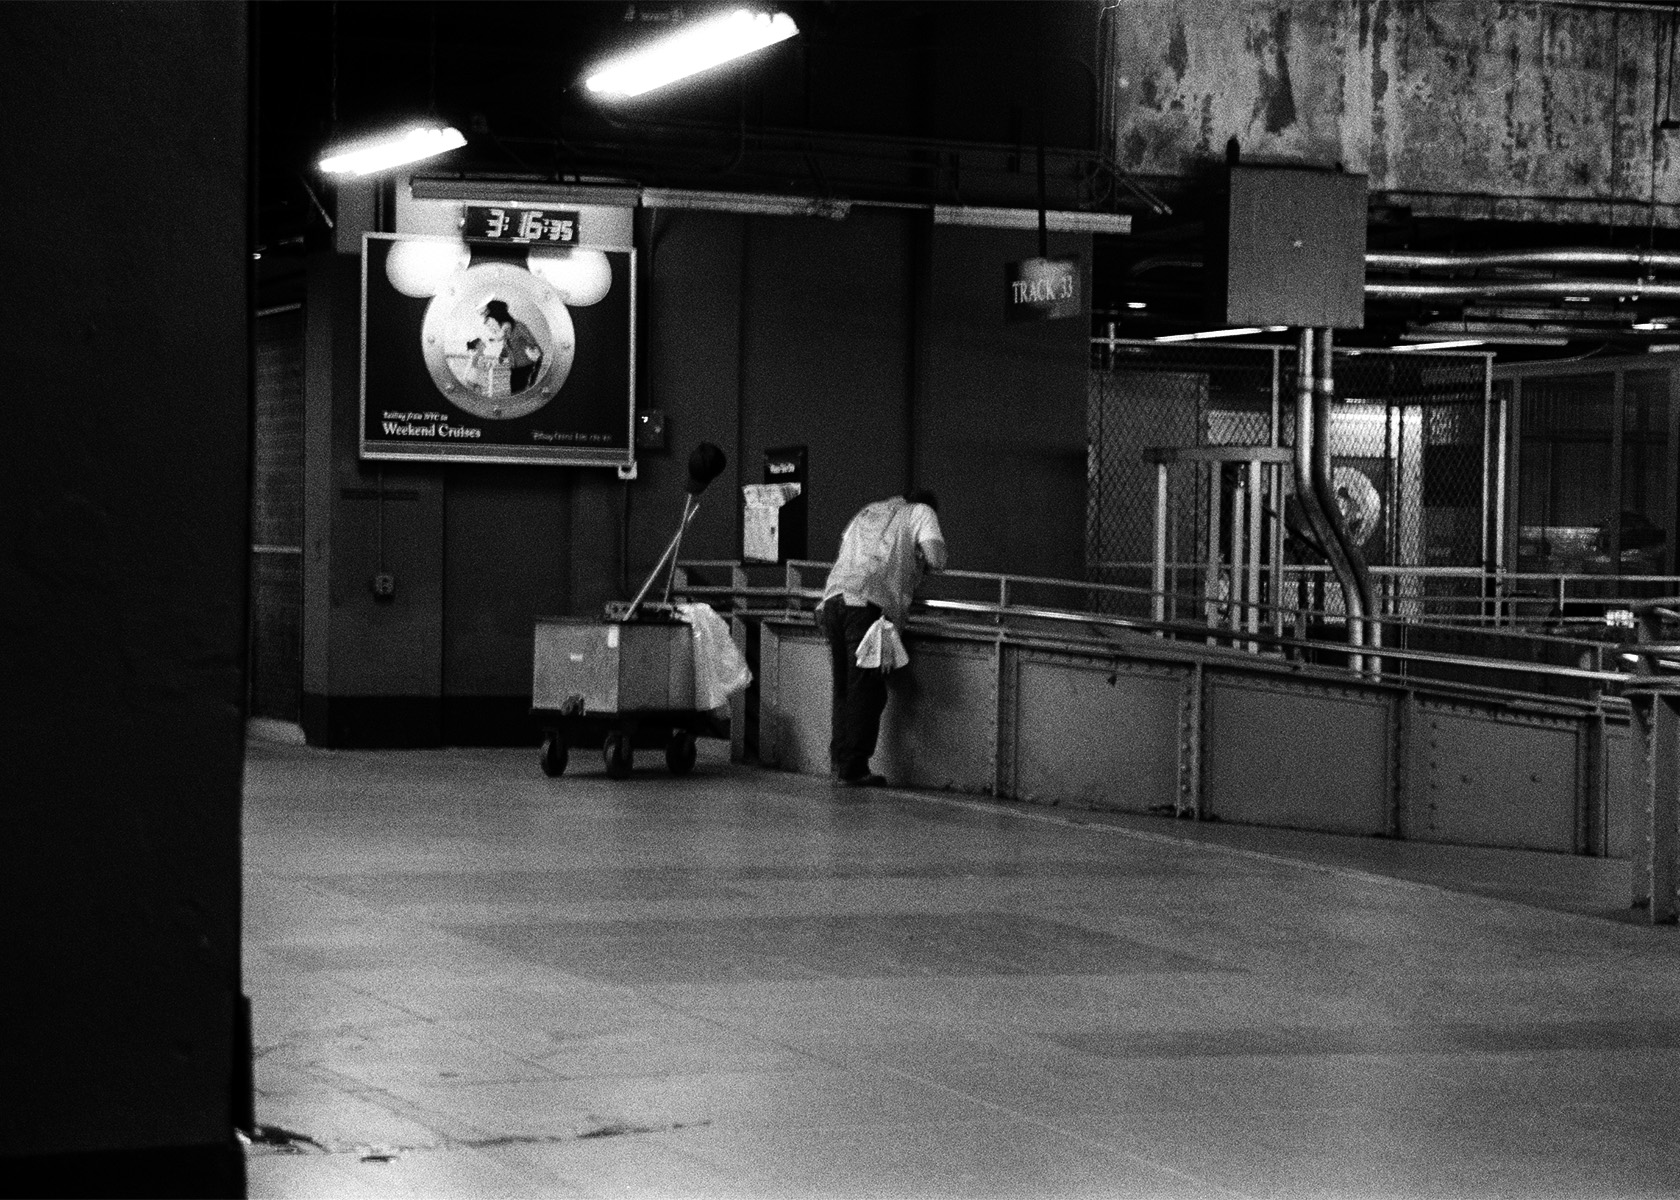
[1088,340,1492,627]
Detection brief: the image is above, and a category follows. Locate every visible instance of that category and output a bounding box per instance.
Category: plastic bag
[677,602,753,709]
[855,616,909,672]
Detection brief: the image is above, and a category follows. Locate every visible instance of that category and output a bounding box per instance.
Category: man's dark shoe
[838,772,887,787]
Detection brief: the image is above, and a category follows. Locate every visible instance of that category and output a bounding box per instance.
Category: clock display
[462,206,580,245]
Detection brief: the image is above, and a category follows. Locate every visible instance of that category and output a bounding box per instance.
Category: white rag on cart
[854,616,909,671]
[676,603,753,710]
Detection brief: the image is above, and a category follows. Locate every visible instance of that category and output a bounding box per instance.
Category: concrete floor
[243,729,1680,1200]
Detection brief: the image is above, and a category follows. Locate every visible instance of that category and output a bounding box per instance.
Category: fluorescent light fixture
[1393,338,1486,351]
[1634,320,1672,331]
[641,188,851,219]
[1126,301,1147,310]
[585,9,798,98]
[932,206,1133,235]
[319,125,466,177]
[1154,326,1287,342]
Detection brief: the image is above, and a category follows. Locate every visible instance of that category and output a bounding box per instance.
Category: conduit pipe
[1129,251,1680,299]
[1366,279,1680,301]
[1367,248,1680,271]
[1311,329,1377,667]
[1290,329,1365,673]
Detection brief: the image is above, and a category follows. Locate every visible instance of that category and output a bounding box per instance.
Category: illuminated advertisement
[360,233,635,468]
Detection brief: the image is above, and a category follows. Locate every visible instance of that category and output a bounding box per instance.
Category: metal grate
[1088,341,1492,625]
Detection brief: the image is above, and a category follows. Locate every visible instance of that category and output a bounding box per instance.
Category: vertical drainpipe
[1313,329,1377,666]
[1291,328,1366,673]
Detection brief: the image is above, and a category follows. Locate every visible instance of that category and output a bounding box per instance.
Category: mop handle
[620,495,699,621]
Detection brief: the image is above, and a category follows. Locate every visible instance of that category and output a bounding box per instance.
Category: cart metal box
[533,616,695,713]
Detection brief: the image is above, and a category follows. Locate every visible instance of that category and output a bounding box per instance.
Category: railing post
[1229,475,1247,640]
[1245,458,1263,652]
[1153,460,1169,631]
[786,562,803,613]
[1178,661,1204,818]
[1204,462,1221,645]
[1630,684,1680,923]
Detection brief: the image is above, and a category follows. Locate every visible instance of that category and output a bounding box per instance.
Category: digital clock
[461,206,580,245]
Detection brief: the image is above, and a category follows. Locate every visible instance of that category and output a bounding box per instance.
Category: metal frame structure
[1495,354,1680,585]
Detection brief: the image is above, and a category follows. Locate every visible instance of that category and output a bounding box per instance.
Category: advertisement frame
[359,232,638,472]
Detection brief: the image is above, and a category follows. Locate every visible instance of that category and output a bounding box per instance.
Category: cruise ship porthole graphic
[419,262,576,420]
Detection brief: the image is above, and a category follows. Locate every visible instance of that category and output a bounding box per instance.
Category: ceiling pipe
[1367,248,1680,271]
[1365,279,1680,300]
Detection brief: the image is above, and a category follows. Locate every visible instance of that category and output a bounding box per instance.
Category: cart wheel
[603,733,633,779]
[665,731,698,776]
[540,732,568,778]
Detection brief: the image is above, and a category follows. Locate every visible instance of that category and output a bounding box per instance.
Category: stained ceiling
[257,0,1680,362]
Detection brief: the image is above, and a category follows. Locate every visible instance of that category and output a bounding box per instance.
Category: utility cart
[531,442,731,779]
[532,611,712,778]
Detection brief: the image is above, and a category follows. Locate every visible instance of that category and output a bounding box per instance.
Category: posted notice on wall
[743,483,802,563]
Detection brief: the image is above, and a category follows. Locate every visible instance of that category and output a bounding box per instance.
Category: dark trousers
[817,597,887,780]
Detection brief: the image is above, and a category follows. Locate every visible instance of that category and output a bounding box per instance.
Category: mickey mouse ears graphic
[385,237,612,307]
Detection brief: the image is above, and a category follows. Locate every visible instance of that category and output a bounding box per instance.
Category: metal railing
[1093,559,1680,630]
[671,558,1654,703]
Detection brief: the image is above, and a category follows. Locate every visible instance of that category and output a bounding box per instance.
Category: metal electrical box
[1209,165,1367,330]
[533,617,695,713]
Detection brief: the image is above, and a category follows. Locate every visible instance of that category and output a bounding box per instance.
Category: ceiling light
[1634,320,1672,331]
[585,9,798,98]
[932,206,1132,234]
[1126,301,1147,310]
[319,125,466,177]
[1154,326,1288,342]
[1393,338,1486,351]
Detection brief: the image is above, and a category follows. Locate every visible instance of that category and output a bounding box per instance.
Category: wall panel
[252,308,305,722]
[918,225,1092,585]
[1010,654,1182,812]
[753,619,1628,863]
[1200,675,1392,834]
[1406,704,1581,852]
[760,624,833,773]
[877,640,997,792]
[740,209,914,559]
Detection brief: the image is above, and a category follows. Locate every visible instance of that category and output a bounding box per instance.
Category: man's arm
[916,508,948,573]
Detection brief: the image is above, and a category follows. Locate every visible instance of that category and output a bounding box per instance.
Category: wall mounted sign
[754,445,808,562]
[461,205,580,245]
[360,233,635,469]
[1005,255,1081,322]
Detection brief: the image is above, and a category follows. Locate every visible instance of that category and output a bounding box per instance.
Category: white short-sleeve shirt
[821,498,947,626]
